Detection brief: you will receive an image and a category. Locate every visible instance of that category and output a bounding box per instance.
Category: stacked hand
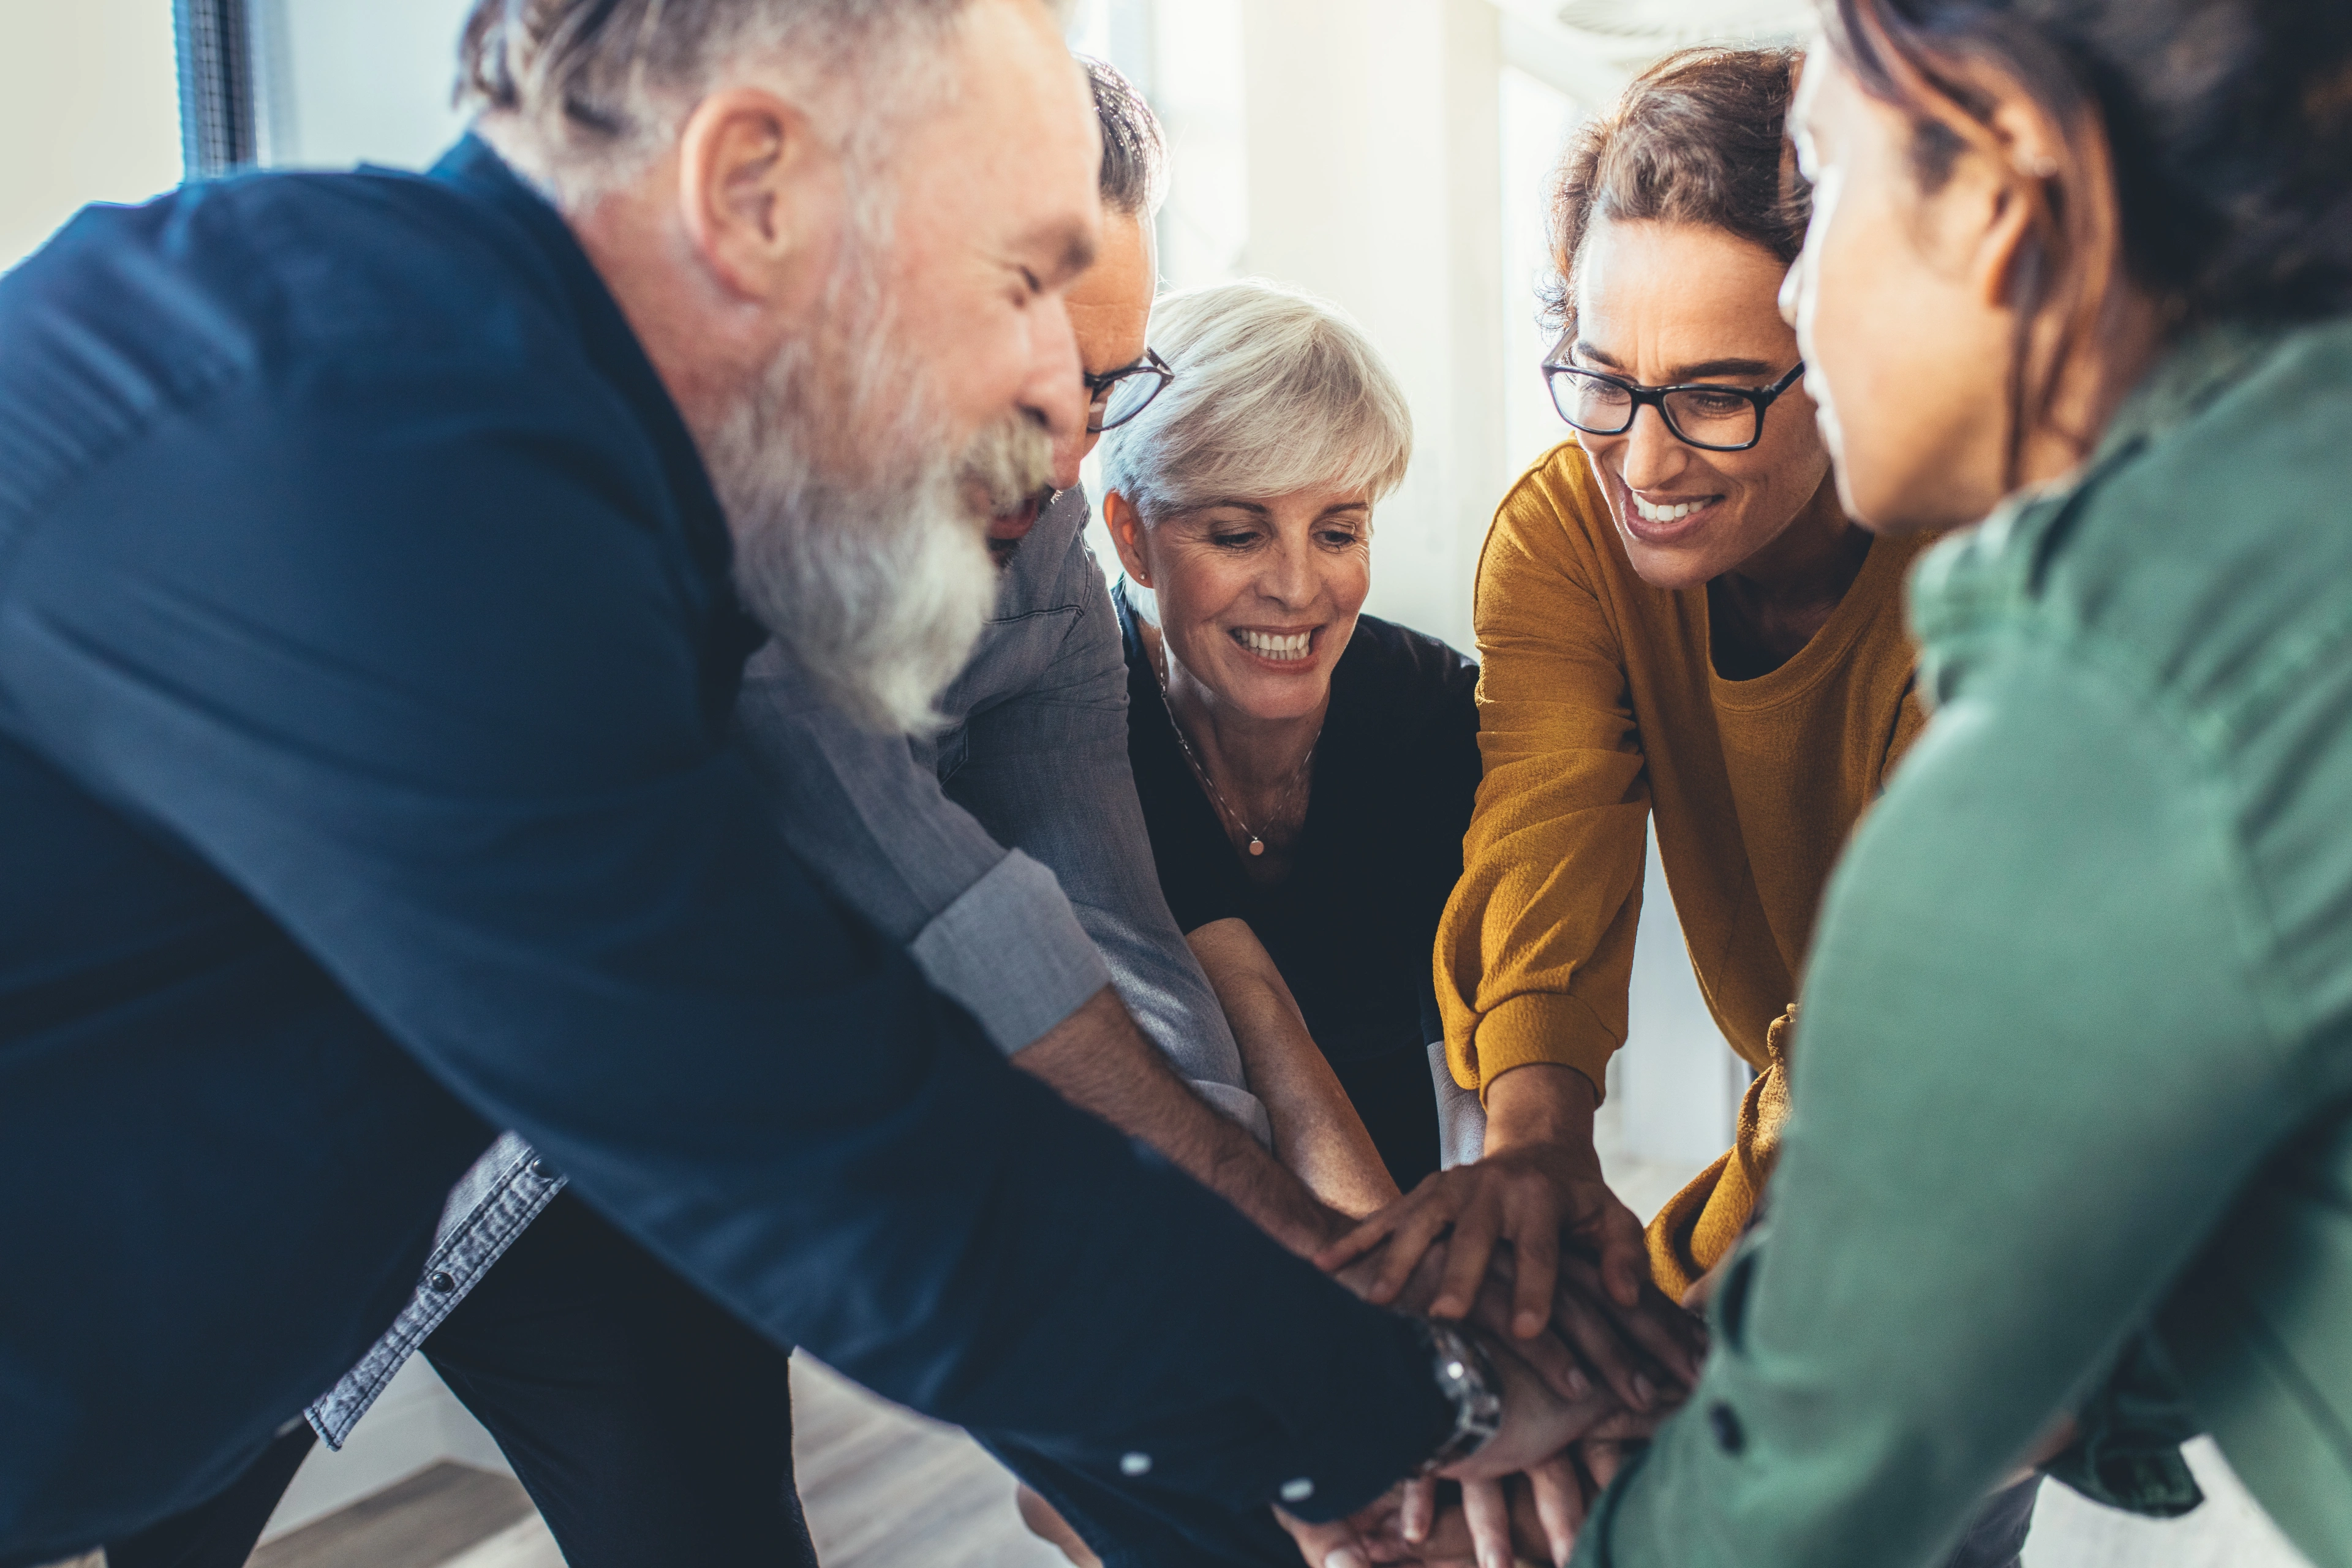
[1284,1140,1707,1568]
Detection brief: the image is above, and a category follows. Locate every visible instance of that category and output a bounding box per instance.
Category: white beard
[706,304,1050,737]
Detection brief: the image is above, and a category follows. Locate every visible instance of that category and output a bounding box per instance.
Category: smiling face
[1107,484,1373,723]
[1567,217,1833,590]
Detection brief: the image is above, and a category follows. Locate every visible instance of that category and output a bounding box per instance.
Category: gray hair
[457,0,1072,204]
[1101,281,1412,519]
[1080,55,1165,217]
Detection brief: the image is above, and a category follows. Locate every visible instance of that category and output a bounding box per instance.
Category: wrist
[1411,1319,1504,1474]
[1481,1063,1602,1175]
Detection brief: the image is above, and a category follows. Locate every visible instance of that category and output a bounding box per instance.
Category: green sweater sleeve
[1580,639,2298,1568]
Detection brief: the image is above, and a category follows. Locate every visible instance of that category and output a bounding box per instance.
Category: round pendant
[1248,837,1265,856]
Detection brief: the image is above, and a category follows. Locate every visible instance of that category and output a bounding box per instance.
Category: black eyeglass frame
[1085,346,1175,435]
[1540,355,1807,453]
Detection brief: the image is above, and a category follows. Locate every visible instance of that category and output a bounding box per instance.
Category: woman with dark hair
[1314,47,2016,1565]
[1548,2,2352,1567]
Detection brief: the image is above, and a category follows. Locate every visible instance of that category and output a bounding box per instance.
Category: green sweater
[1578,317,2352,1568]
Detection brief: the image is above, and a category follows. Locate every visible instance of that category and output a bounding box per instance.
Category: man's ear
[1104,491,1152,586]
[676,88,834,302]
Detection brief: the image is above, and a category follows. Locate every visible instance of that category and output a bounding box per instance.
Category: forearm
[1186,920,1398,1219]
[1014,986,1343,1256]
[1480,1061,1604,1177]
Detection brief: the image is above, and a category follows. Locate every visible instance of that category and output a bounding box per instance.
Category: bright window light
[1,1,184,275]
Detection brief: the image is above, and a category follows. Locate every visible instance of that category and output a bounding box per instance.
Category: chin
[1616,522,1729,593]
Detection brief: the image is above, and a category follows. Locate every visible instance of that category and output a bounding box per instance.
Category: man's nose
[1618,405,1687,492]
[1020,295,1089,480]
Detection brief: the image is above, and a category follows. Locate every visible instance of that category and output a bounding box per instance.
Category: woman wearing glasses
[1322,45,2046,1568]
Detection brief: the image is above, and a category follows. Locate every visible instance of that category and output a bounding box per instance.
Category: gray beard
[707,332,1028,737]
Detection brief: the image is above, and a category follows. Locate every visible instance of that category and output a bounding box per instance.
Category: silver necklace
[1152,641,1319,858]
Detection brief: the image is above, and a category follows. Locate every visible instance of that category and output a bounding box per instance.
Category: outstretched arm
[1186,918,1400,1219]
[1583,650,2291,1568]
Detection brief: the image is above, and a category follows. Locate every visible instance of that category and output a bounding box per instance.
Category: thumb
[1274,1506,1372,1568]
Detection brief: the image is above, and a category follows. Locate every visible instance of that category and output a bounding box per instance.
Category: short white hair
[1101,280,1412,520]
[458,0,1074,206]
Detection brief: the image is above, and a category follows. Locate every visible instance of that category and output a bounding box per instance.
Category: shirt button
[529,1158,560,1182]
[1708,1402,1746,1455]
[1120,1452,1152,1477]
[427,1271,458,1295]
[1279,1478,1315,1504]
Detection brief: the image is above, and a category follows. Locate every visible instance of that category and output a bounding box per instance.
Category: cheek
[1326,549,1372,618]
[889,261,1030,429]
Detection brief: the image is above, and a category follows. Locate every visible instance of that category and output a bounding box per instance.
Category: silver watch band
[1417,1320,1505,1473]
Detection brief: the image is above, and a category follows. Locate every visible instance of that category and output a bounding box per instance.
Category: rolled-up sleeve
[733,649,1111,1055]
[946,521,1269,1142]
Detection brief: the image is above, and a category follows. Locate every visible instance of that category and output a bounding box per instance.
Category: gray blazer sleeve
[943,529,1267,1142]
[733,646,1114,1057]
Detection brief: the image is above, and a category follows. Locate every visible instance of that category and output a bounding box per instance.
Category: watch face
[1421,1322,1504,1472]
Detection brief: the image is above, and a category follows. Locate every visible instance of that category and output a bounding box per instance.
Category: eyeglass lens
[1549,371,1762,451]
[1092,367,1167,433]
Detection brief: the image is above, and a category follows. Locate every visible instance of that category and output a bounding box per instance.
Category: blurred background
[0,2,2309,1565]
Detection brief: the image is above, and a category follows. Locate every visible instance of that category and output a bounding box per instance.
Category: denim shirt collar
[427,134,768,684]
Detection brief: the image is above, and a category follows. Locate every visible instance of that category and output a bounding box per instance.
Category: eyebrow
[1020,218,1099,285]
[1574,342,1779,383]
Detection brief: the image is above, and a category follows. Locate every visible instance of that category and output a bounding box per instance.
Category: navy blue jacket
[0,138,1447,1561]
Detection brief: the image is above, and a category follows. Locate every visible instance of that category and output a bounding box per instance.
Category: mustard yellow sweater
[1435,442,1930,1292]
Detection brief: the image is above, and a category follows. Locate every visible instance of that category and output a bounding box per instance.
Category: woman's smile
[1616,476,1729,543]
[1228,625,1322,666]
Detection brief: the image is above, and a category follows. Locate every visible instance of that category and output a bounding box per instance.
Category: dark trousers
[108,1194,818,1568]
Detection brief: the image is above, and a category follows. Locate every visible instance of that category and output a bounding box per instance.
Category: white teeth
[1630,492,1713,524]
[1236,630,1313,661]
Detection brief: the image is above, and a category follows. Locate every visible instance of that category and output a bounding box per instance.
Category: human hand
[1273,1329,1624,1568]
[1324,1193,1703,1419]
[1280,1463,1586,1568]
[1328,1237,1632,1423]
[1319,1142,1645,1330]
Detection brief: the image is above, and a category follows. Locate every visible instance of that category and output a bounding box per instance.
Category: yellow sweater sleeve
[1436,448,1649,1100]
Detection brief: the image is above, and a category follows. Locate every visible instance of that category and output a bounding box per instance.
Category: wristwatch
[1414,1319,1505,1472]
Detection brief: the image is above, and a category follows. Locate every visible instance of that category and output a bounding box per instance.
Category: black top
[1117,585,1482,1191]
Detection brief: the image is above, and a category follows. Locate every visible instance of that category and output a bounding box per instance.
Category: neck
[1708,475,1872,677]
[1138,616,1325,801]
[563,174,768,442]
[2014,281,2174,491]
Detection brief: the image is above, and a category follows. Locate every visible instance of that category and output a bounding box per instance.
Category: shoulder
[1918,322,2352,744]
[0,164,598,532]
[1333,613,1479,744]
[1488,441,1615,559]
[1476,440,1630,631]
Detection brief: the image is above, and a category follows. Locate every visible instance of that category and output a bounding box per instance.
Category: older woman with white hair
[1101,281,1479,1208]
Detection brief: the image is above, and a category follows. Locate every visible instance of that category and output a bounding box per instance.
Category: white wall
[251,0,476,170]
[0,0,182,273]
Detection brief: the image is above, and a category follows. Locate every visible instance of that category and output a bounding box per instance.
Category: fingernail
[1567,1366,1590,1397]
[1325,1550,1368,1568]
[1634,1373,1657,1408]
[1516,1310,1544,1338]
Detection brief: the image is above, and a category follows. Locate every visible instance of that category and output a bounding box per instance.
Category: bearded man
[0,3,1602,1566]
